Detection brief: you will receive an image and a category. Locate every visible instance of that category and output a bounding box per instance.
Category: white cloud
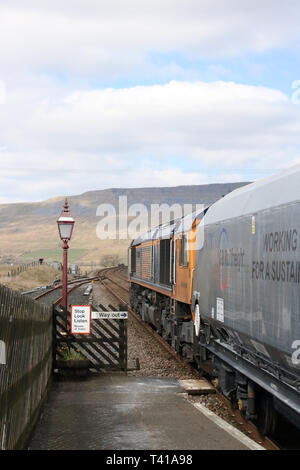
[0,1,300,202]
[27,81,300,159]
[0,80,300,201]
[0,1,300,77]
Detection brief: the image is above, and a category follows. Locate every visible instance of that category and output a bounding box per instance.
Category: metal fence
[0,284,52,449]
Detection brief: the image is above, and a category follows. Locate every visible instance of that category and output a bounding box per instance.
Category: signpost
[70,305,91,334]
[54,304,128,371]
[92,311,128,320]
[70,305,127,334]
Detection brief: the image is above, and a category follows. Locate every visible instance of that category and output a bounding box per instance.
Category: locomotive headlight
[194,304,200,336]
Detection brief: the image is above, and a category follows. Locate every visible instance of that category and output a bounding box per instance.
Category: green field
[20,248,89,263]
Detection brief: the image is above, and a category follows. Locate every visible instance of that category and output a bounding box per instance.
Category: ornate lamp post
[57,198,75,310]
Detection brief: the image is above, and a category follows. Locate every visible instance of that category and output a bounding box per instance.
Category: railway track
[29,264,287,449]
[30,264,279,449]
[32,276,96,300]
[29,266,128,307]
[31,276,98,306]
[97,266,281,451]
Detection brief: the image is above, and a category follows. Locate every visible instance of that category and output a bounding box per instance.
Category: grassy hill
[0,182,249,265]
[3,265,60,292]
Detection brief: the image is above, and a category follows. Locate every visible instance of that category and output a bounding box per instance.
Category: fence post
[118,319,127,371]
[52,306,57,371]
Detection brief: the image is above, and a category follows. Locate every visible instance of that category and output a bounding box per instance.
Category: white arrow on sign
[92,311,128,320]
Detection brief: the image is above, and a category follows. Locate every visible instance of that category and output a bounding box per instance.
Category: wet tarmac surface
[28,374,250,450]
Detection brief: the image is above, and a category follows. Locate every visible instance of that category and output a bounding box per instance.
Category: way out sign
[92,311,128,320]
[71,305,91,334]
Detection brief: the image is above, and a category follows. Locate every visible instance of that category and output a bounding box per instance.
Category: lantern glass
[57,218,74,240]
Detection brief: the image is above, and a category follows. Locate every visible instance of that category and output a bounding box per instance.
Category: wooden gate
[53,303,127,371]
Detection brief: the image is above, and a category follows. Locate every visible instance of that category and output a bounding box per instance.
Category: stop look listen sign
[71,305,91,334]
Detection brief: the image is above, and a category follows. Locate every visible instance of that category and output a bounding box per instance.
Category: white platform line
[191,401,265,450]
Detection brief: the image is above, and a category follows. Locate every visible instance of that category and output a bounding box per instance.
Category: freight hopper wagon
[129,165,300,435]
[192,166,300,434]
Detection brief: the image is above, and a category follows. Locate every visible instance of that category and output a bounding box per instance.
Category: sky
[1,0,300,203]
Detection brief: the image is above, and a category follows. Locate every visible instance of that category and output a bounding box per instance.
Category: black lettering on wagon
[264,229,297,252]
[219,247,245,271]
[252,260,300,283]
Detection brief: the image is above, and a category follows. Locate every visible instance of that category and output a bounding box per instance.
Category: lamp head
[57,198,75,241]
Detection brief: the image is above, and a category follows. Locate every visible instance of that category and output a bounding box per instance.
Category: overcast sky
[1,0,300,202]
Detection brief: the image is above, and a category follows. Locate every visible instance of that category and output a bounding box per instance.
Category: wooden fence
[0,261,45,279]
[0,284,52,449]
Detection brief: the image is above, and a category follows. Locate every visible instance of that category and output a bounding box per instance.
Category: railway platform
[28,373,262,451]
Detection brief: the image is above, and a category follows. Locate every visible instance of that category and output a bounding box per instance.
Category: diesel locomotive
[128,165,300,435]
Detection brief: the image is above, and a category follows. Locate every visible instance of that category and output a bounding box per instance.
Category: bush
[101,254,121,267]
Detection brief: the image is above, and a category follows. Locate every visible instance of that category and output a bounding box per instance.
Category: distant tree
[101,254,121,267]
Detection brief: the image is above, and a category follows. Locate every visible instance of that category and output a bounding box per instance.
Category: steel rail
[32,276,98,301]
